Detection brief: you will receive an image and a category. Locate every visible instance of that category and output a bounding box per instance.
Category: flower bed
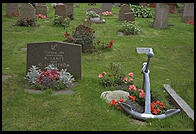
[102,11,112,16]
[98,63,167,115]
[118,21,141,35]
[25,64,75,90]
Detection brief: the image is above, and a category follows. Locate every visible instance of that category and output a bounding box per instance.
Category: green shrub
[15,17,36,26]
[53,15,71,28]
[130,5,153,18]
[118,22,141,35]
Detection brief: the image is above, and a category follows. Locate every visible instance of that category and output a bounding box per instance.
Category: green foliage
[15,17,36,26]
[130,4,153,18]
[53,15,71,28]
[118,21,141,35]
[86,11,100,18]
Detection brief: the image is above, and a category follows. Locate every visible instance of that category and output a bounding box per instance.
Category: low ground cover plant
[130,4,153,18]
[25,64,75,90]
[15,17,36,27]
[118,21,141,35]
[53,15,71,28]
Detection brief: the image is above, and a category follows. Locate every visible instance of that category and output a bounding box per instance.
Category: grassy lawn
[2,3,194,131]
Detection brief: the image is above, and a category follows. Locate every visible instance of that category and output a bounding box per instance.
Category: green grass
[2,3,194,131]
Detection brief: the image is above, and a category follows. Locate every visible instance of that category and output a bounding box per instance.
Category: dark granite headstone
[153,3,169,28]
[6,3,19,17]
[19,3,35,21]
[55,3,66,17]
[35,4,48,16]
[182,3,194,23]
[119,4,131,21]
[101,3,113,12]
[27,42,82,80]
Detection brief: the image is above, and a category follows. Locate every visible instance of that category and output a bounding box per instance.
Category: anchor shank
[144,71,151,114]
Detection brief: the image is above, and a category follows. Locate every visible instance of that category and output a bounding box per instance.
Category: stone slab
[136,47,152,54]
[2,75,12,81]
[163,84,194,121]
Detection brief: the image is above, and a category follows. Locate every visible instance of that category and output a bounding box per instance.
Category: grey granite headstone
[55,3,66,17]
[27,42,82,80]
[139,3,147,7]
[153,3,169,29]
[124,12,135,22]
[35,4,48,16]
[18,3,35,21]
[101,3,113,12]
[119,4,131,21]
[182,3,194,23]
[64,3,74,19]
[6,3,19,17]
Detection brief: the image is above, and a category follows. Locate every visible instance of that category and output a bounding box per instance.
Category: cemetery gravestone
[55,3,66,17]
[27,42,82,80]
[182,3,194,23]
[64,3,74,20]
[101,3,113,12]
[74,25,95,52]
[86,8,105,23]
[18,3,35,21]
[119,4,131,21]
[139,3,147,7]
[124,12,135,22]
[6,3,19,17]
[35,3,48,16]
[153,3,169,29]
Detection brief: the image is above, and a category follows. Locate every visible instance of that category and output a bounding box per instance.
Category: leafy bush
[130,4,153,18]
[118,22,141,35]
[86,11,100,18]
[53,15,71,28]
[25,64,75,90]
[15,17,36,26]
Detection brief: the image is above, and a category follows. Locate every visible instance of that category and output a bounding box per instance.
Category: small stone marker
[163,84,194,121]
[2,75,12,82]
[6,3,19,17]
[136,47,152,54]
[18,3,35,21]
[86,8,105,23]
[35,4,48,16]
[101,3,113,12]
[182,3,194,23]
[153,3,169,29]
[27,41,82,80]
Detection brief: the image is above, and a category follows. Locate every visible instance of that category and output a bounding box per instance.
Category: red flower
[129,72,133,77]
[118,98,124,102]
[64,32,69,37]
[106,40,114,48]
[123,77,128,82]
[139,92,145,98]
[155,100,160,104]
[129,85,137,91]
[152,109,158,114]
[128,96,136,102]
[111,100,117,105]
[169,9,175,14]
[128,78,133,82]
[98,74,103,78]
[102,72,107,76]
[188,20,194,25]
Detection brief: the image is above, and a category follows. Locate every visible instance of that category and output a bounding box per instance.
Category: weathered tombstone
[55,3,67,17]
[119,4,131,21]
[113,3,121,7]
[6,3,19,17]
[27,42,82,80]
[153,3,169,29]
[64,3,74,20]
[74,25,95,53]
[101,3,113,12]
[182,3,194,23]
[124,12,135,22]
[18,3,35,21]
[35,4,48,16]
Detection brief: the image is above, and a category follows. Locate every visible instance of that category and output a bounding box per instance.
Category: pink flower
[102,72,107,75]
[98,74,103,78]
[129,72,133,77]
[129,85,137,91]
[128,78,133,82]
[139,92,145,98]
[139,89,144,93]
[123,77,128,82]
